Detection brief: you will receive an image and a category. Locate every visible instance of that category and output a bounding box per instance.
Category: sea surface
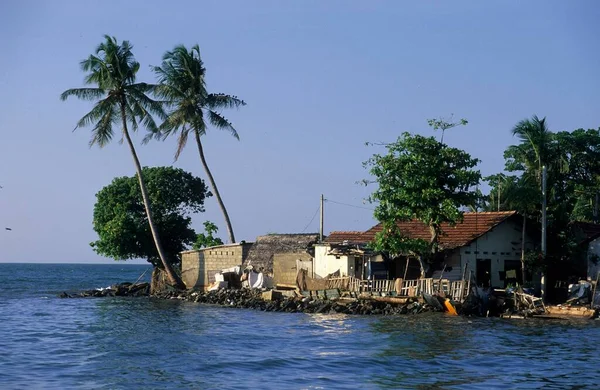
[1,263,599,389]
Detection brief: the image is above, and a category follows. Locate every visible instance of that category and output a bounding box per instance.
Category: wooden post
[403,257,410,280]
[541,165,547,302]
[319,194,324,243]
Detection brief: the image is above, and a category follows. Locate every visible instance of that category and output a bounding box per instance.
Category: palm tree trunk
[521,215,526,286]
[120,103,185,290]
[194,131,236,243]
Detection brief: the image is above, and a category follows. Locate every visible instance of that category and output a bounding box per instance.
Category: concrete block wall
[273,252,313,286]
[181,243,253,289]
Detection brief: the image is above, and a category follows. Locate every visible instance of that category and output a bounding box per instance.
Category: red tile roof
[325,231,367,244]
[359,211,518,249]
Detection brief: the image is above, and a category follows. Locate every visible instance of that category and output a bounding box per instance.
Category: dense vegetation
[91,167,209,267]
[365,114,600,287]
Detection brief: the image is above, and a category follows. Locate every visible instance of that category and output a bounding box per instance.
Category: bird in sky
[5,227,12,231]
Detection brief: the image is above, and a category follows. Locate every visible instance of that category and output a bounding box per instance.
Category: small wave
[317,351,349,357]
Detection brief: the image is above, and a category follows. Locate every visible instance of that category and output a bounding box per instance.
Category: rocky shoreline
[59,282,150,298]
[156,288,438,315]
[61,283,439,315]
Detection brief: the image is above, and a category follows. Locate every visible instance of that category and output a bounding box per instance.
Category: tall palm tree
[60,35,185,289]
[511,115,552,184]
[151,44,245,244]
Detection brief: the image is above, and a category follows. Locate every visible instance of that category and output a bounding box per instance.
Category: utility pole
[319,194,324,243]
[498,182,501,212]
[594,191,599,224]
[541,165,547,301]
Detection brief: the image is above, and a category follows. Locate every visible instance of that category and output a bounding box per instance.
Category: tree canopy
[193,221,224,250]
[365,131,481,276]
[91,166,209,267]
[485,117,600,276]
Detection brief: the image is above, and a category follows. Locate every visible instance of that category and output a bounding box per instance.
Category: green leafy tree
[91,167,209,267]
[427,115,468,143]
[149,44,245,244]
[364,132,481,277]
[60,35,185,289]
[193,221,224,250]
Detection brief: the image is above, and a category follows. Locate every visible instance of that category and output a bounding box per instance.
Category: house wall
[459,218,534,287]
[273,252,313,285]
[313,245,383,279]
[181,243,252,289]
[587,237,600,279]
[314,245,351,278]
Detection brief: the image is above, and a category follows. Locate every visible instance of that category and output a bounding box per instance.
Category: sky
[1,0,600,263]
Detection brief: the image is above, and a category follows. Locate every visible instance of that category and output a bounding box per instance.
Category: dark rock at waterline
[154,288,435,316]
[59,282,150,298]
[60,283,435,316]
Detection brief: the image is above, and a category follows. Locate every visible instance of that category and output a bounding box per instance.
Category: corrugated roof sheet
[361,211,518,249]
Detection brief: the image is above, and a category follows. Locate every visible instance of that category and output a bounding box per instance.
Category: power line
[301,206,320,233]
[325,199,375,211]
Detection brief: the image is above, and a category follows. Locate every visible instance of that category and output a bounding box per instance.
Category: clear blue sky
[1,0,599,263]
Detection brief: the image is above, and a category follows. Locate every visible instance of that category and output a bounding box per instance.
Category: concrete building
[313,231,383,279]
[180,233,319,289]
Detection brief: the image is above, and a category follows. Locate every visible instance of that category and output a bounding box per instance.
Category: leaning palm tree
[151,44,245,244]
[60,35,185,289]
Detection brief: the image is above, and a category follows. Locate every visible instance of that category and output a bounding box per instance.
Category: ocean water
[1,263,599,389]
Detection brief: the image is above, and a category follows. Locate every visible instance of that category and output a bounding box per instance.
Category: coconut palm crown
[60,35,185,289]
[151,44,245,244]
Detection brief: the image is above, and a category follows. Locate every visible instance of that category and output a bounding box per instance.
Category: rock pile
[154,288,437,315]
[59,282,150,298]
[60,284,439,315]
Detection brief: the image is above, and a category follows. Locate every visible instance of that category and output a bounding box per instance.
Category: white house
[318,211,537,288]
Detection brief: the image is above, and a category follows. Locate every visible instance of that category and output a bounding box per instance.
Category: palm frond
[174,129,190,161]
[128,83,167,120]
[60,87,105,101]
[73,96,115,130]
[123,99,139,132]
[206,93,246,110]
[128,95,159,134]
[206,109,239,140]
[89,103,117,148]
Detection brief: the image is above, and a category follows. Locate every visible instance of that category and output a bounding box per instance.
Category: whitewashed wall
[459,218,534,287]
[313,245,352,278]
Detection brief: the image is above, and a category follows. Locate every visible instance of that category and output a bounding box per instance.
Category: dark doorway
[476,259,491,287]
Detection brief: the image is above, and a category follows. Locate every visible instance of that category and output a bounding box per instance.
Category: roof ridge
[464,210,516,215]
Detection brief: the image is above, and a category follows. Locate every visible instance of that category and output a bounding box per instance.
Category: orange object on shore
[444,298,458,315]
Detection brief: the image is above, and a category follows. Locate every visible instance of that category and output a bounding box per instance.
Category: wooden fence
[322,276,470,302]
